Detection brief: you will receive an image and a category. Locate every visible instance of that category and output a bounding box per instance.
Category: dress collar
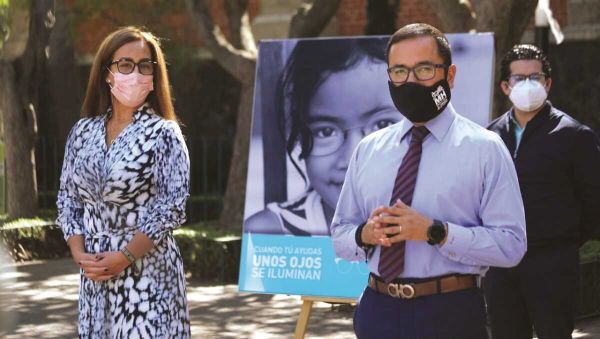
[105,102,153,123]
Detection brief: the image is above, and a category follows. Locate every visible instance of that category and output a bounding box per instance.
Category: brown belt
[368,273,478,299]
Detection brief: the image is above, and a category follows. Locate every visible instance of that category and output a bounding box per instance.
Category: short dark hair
[500,44,552,82]
[386,23,452,67]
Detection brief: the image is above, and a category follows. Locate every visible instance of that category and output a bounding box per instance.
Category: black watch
[355,222,373,250]
[427,219,447,245]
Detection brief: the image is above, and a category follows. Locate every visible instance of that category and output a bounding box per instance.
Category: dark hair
[81,26,177,120]
[500,44,552,82]
[279,37,388,162]
[386,23,452,66]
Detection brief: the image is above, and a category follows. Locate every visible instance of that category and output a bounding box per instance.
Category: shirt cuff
[56,216,84,242]
[333,225,367,261]
[63,227,84,242]
[438,222,474,262]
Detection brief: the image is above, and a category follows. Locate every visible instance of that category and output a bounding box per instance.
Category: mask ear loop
[105,67,116,116]
[106,67,115,89]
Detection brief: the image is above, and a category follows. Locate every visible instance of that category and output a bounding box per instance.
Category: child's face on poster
[304,58,402,210]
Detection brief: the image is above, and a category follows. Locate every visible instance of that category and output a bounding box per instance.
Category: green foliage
[174,221,235,238]
[2,218,52,229]
[174,222,241,283]
[581,240,600,263]
[0,222,69,261]
[578,258,600,317]
[0,219,241,283]
[0,0,29,61]
[0,0,9,51]
[578,241,600,316]
[0,209,56,229]
[0,0,29,47]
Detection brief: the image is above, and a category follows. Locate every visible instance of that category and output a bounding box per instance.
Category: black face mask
[388,79,451,123]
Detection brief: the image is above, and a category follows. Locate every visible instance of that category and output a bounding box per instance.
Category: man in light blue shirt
[331,23,527,339]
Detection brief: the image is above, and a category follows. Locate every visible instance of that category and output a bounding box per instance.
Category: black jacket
[488,102,600,249]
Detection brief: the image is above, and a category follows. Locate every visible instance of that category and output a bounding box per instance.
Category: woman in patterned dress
[56,26,190,338]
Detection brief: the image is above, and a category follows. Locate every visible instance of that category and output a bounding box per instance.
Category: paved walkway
[0,258,598,338]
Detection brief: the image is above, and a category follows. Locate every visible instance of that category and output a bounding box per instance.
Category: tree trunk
[424,0,475,33]
[186,0,256,230]
[470,0,538,118]
[424,1,537,118]
[41,0,82,139]
[289,0,342,38]
[0,0,54,218]
[365,0,400,35]
[187,0,341,231]
[218,82,254,230]
[0,62,38,218]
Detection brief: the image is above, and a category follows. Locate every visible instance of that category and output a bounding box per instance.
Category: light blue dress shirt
[331,103,527,278]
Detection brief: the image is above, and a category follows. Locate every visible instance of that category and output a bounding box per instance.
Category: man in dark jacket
[486,44,600,339]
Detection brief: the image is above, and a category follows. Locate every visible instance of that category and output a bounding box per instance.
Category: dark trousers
[483,245,579,339]
[354,286,488,339]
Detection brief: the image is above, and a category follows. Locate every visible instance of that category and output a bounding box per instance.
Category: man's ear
[500,81,511,96]
[447,64,457,89]
[545,78,552,92]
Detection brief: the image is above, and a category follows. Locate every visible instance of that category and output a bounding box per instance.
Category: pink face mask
[108,70,154,108]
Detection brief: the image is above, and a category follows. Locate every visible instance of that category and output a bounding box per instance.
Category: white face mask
[508,79,548,112]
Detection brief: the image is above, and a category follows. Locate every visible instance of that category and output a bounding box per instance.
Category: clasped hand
[361,200,433,247]
[74,251,131,281]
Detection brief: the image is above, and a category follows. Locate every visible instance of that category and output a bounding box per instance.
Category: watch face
[428,220,446,245]
[430,226,445,240]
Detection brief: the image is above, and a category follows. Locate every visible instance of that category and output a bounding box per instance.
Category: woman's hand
[79,251,131,281]
[71,250,98,265]
[67,235,97,266]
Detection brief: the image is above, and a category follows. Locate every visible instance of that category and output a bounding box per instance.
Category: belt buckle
[386,282,415,299]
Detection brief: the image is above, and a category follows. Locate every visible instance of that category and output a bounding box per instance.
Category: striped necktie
[378,126,430,283]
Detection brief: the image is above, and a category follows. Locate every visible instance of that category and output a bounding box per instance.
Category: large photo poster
[239,34,494,298]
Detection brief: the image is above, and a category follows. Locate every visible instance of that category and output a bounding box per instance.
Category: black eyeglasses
[387,63,446,84]
[109,57,157,75]
[507,73,547,86]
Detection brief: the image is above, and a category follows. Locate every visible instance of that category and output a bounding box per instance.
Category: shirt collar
[509,109,517,123]
[509,110,524,131]
[399,102,456,142]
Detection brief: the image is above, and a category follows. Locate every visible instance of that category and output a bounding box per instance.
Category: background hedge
[0,221,241,283]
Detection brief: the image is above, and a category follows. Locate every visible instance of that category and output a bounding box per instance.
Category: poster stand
[293,296,356,339]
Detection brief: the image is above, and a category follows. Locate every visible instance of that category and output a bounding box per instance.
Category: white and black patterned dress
[56,104,191,338]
